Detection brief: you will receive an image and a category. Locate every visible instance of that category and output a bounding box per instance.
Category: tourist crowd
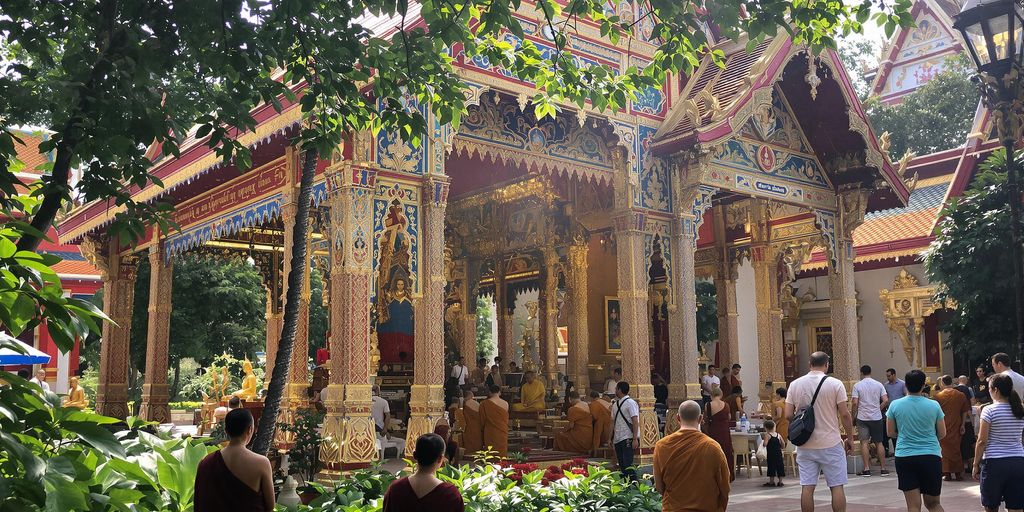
[185,350,1024,512]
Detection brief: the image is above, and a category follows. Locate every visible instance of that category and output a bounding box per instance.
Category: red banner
[173,159,287,229]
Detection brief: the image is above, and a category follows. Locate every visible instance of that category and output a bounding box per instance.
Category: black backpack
[788,375,830,446]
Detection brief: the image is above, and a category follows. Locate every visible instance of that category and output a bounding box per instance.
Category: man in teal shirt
[886,369,947,512]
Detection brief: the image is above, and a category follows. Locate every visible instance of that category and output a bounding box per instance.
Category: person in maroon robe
[383,433,464,512]
[195,409,275,511]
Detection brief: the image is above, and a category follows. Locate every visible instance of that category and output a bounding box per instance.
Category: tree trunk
[251,147,317,455]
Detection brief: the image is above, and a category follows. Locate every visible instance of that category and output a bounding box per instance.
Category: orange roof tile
[10,129,53,176]
[52,259,101,278]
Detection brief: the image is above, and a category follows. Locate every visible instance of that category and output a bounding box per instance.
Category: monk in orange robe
[554,391,593,453]
[654,401,731,512]
[461,390,483,455]
[480,384,509,458]
[935,375,970,480]
[589,390,612,450]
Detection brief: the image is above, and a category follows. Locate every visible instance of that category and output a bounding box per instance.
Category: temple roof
[651,37,910,209]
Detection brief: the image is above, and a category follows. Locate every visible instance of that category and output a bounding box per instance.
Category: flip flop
[763,482,776,487]
[776,482,784,487]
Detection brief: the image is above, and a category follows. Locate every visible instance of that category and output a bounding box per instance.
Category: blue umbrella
[0,338,51,366]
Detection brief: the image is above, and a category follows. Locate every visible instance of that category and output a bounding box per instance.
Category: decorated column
[85,236,138,420]
[565,241,590,389]
[262,251,283,390]
[823,187,868,384]
[405,176,450,457]
[494,266,514,364]
[713,209,739,367]
[539,248,560,387]
[668,184,716,404]
[140,243,173,423]
[612,146,660,453]
[751,200,785,395]
[320,166,378,472]
[287,216,312,405]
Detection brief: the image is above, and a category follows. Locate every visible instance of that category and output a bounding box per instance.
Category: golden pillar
[405,176,450,457]
[494,266,514,365]
[713,209,739,368]
[286,216,312,406]
[140,243,173,423]
[86,236,138,420]
[826,187,868,384]
[668,184,715,404]
[320,166,378,471]
[262,251,283,390]
[565,241,590,390]
[751,200,785,397]
[539,248,560,387]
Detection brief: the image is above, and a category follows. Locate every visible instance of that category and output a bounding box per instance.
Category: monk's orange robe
[554,403,593,453]
[654,429,731,512]
[590,399,612,450]
[480,398,509,457]
[936,388,969,473]
[462,403,483,455]
[512,379,546,412]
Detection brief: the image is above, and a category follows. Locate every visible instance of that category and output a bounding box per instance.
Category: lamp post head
[954,0,1024,79]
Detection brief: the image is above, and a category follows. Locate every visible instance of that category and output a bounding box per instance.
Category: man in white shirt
[451,356,470,391]
[785,352,854,512]
[991,352,1024,398]
[30,369,50,393]
[610,380,640,482]
[700,365,721,407]
[371,385,404,457]
[852,365,889,476]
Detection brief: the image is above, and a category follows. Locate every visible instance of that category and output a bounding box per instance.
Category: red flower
[547,465,563,474]
[541,478,550,486]
[571,468,588,476]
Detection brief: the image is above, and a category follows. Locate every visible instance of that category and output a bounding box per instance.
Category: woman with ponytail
[973,374,1024,512]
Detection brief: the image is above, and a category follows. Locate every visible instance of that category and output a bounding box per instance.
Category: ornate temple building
[60,5,918,468]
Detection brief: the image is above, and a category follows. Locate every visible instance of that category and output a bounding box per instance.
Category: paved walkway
[729,464,983,511]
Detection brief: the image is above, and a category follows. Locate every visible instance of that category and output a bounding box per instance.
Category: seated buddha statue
[62,376,88,409]
[231,359,260,401]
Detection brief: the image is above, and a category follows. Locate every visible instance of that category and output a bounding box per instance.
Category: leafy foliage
[280,409,325,484]
[0,350,215,511]
[837,34,880,100]
[924,149,1022,365]
[476,297,496,362]
[864,56,977,158]
[299,461,661,511]
[696,280,718,346]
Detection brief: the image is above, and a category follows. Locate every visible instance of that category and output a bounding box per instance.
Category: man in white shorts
[785,351,855,512]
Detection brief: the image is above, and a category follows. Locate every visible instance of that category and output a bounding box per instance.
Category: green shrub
[297,460,661,511]
[169,401,203,411]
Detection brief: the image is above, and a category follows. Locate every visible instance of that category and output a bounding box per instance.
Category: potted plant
[278,408,324,504]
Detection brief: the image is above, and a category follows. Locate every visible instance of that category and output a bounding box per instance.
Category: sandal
[776,482,784,487]
[763,482,776,487]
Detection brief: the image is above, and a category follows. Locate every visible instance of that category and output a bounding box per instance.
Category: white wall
[791,263,948,378]
[735,260,760,414]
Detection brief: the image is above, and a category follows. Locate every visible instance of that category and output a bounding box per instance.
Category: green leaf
[62,421,126,458]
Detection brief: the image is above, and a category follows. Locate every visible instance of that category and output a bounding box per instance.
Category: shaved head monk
[480,384,509,457]
[195,408,274,511]
[654,400,730,512]
[512,371,546,412]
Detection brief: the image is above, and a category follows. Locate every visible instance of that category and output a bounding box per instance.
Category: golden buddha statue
[62,376,88,409]
[231,359,260,401]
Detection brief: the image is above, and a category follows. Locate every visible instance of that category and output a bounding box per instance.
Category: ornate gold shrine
[878,268,950,370]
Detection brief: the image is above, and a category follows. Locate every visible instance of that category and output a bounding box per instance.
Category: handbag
[755,435,768,463]
[788,375,830,446]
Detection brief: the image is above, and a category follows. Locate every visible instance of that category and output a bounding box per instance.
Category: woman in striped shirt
[973,373,1024,512]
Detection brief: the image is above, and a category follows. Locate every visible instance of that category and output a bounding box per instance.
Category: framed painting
[605,296,622,354]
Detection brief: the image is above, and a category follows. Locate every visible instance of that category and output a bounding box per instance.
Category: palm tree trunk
[251,147,317,455]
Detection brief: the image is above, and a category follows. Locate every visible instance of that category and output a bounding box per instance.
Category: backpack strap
[808,375,830,409]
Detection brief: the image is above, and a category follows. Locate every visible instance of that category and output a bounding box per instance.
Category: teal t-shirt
[885,395,945,457]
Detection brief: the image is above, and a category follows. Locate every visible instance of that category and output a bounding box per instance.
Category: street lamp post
[954,0,1024,363]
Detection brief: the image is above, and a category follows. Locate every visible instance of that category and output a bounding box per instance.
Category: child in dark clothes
[762,419,786,487]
